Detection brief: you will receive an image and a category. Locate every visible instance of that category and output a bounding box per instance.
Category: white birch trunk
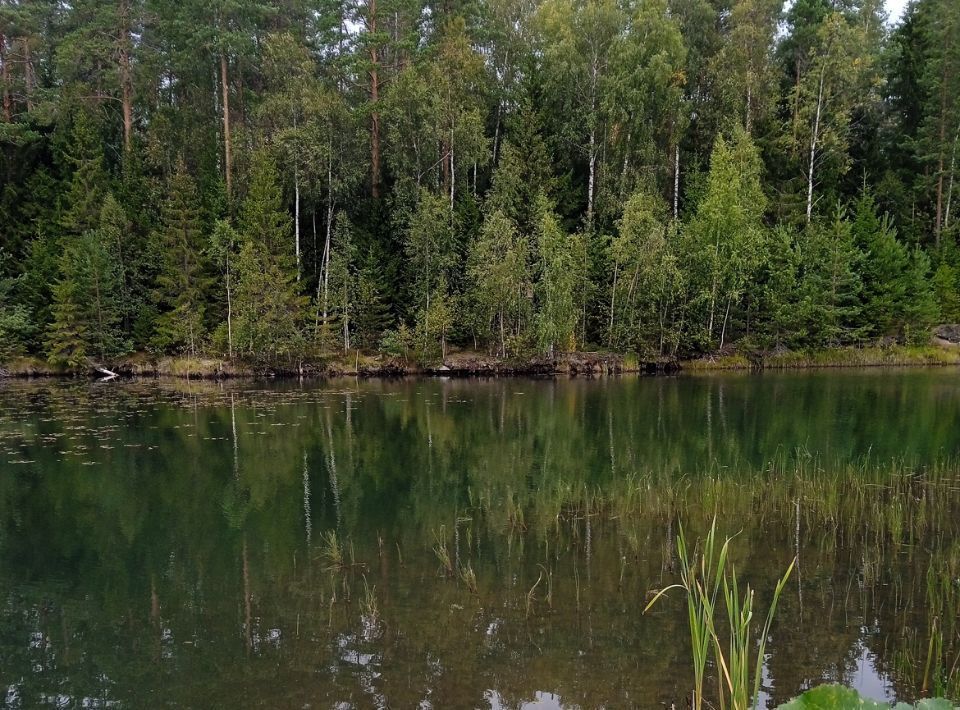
[806,67,825,226]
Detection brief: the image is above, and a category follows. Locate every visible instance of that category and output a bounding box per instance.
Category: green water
[1,371,960,708]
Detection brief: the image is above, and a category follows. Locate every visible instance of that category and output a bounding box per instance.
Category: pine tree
[326,212,356,351]
[234,241,306,360]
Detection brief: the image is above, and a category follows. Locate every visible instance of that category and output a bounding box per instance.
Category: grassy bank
[4,344,959,379]
[684,344,960,371]
[0,350,641,379]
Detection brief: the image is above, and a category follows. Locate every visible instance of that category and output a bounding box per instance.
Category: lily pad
[777,685,957,709]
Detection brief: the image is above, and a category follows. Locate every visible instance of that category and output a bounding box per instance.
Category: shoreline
[2,344,959,380]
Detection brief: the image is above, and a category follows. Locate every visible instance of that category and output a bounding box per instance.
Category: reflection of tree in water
[0,375,958,706]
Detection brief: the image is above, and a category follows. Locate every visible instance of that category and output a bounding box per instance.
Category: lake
[1,370,959,708]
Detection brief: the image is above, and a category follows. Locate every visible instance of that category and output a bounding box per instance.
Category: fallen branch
[95,365,119,380]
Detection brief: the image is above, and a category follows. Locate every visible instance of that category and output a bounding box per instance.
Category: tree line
[0,0,957,366]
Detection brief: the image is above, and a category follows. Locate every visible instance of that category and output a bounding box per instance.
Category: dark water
[1,371,960,708]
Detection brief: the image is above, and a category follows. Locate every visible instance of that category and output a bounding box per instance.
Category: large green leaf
[776,685,957,709]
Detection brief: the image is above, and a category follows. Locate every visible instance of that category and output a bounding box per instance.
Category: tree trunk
[935,45,951,243]
[673,144,680,220]
[1,33,10,122]
[945,120,959,231]
[322,192,333,321]
[608,261,619,347]
[806,66,825,226]
[586,56,598,230]
[368,0,381,198]
[118,0,134,153]
[449,128,455,214]
[587,126,596,229]
[23,38,33,112]
[226,256,233,359]
[294,159,301,281]
[719,295,732,350]
[221,53,232,200]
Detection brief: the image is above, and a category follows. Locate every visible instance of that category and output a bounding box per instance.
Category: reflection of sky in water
[850,636,893,704]
[0,376,957,708]
[486,690,568,709]
[756,632,893,709]
[480,629,894,710]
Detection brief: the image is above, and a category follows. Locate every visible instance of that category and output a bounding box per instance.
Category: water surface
[1,370,959,708]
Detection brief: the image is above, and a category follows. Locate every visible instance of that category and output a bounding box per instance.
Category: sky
[885,0,909,23]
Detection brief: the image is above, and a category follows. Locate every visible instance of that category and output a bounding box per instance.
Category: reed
[645,520,795,710]
[433,526,454,577]
[459,563,479,595]
[319,530,345,571]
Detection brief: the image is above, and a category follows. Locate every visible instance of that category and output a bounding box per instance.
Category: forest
[0,0,958,367]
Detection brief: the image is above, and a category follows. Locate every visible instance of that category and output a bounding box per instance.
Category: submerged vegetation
[2,376,960,705]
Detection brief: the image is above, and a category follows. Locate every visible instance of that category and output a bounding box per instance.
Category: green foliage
[802,205,865,346]
[467,208,529,355]
[854,192,910,336]
[59,109,110,237]
[233,161,306,360]
[233,240,307,360]
[0,252,33,359]
[379,323,414,360]
[46,227,126,367]
[608,187,678,354]
[0,0,957,367]
[644,520,794,710]
[415,276,455,362]
[685,129,768,349]
[536,206,584,354]
[240,152,293,263]
[353,251,395,350]
[776,684,955,709]
[151,164,209,355]
[902,247,940,344]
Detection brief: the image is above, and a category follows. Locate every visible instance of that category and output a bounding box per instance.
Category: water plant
[645,520,795,710]
[458,562,479,595]
[433,526,454,577]
[319,530,345,571]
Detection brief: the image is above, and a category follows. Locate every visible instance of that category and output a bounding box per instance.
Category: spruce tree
[60,109,109,237]
[802,204,865,346]
[152,163,209,355]
[902,247,940,344]
[852,192,909,337]
[235,156,305,360]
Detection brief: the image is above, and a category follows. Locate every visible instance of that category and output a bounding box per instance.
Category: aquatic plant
[319,530,345,571]
[645,520,795,710]
[433,526,454,577]
[458,563,479,595]
[776,684,955,709]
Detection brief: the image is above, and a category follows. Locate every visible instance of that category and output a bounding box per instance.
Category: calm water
[1,371,960,708]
